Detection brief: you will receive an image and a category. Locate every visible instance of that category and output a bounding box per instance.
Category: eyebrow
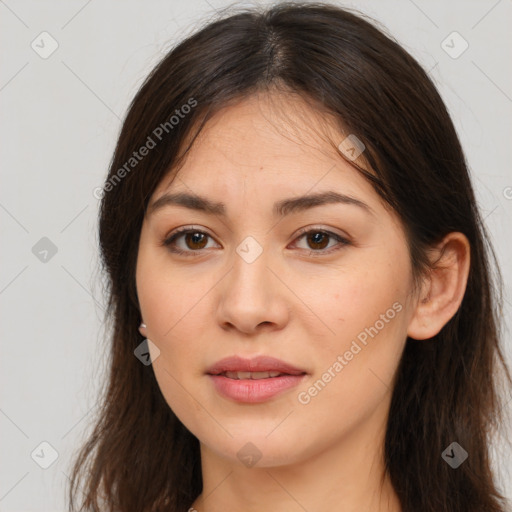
[148,190,375,218]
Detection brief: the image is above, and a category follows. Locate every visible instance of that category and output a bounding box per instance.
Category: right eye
[162,227,219,256]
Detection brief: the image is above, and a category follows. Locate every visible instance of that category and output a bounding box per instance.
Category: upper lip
[206,356,307,376]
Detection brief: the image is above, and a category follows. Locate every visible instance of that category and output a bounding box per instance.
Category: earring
[140,322,147,329]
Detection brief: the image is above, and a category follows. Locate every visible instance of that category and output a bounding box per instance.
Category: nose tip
[217,266,290,335]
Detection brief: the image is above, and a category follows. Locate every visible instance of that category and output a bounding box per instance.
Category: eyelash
[162,226,350,257]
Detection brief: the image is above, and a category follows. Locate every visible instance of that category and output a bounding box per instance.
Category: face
[136,92,419,468]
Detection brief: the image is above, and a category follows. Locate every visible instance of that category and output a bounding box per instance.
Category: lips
[222,370,284,380]
[206,356,308,403]
[206,355,307,377]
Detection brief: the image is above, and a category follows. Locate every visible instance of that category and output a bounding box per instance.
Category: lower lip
[208,374,307,403]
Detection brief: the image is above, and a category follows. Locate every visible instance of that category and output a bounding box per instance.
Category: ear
[407,232,470,340]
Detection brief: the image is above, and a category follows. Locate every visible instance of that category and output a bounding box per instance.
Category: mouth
[206,355,307,376]
[206,355,308,403]
[213,370,305,380]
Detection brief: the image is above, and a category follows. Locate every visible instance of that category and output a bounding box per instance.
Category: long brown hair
[67,3,512,511]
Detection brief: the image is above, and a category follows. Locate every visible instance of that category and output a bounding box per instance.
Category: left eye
[162,228,350,256]
[293,229,349,253]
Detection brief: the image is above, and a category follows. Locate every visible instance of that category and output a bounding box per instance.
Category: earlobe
[407,232,470,341]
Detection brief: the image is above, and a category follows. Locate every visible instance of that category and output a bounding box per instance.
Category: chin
[199,430,309,469]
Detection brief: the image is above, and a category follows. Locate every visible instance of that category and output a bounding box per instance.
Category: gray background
[1,0,511,510]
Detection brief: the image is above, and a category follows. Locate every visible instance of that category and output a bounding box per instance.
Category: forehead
[154,92,378,202]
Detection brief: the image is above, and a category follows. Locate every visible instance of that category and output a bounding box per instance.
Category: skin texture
[135,92,470,512]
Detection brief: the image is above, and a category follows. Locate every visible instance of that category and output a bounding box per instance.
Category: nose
[216,244,290,335]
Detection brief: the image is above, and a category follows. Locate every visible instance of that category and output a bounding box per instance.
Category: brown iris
[306,231,330,250]
[184,232,208,250]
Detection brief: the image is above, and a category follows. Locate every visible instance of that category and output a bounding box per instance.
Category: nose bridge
[216,233,287,332]
[230,233,273,298]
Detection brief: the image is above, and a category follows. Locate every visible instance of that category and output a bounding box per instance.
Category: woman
[68,2,512,511]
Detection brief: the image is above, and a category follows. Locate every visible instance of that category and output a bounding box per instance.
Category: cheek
[136,258,207,422]
[136,260,215,394]
[298,282,406,442]
[324,268,405,343]
[137,247,203,339]
[315,248,409,385]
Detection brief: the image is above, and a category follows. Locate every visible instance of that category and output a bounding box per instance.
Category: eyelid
[289,226,351,255]
[293,225,351,242]
[161,225,217,247]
